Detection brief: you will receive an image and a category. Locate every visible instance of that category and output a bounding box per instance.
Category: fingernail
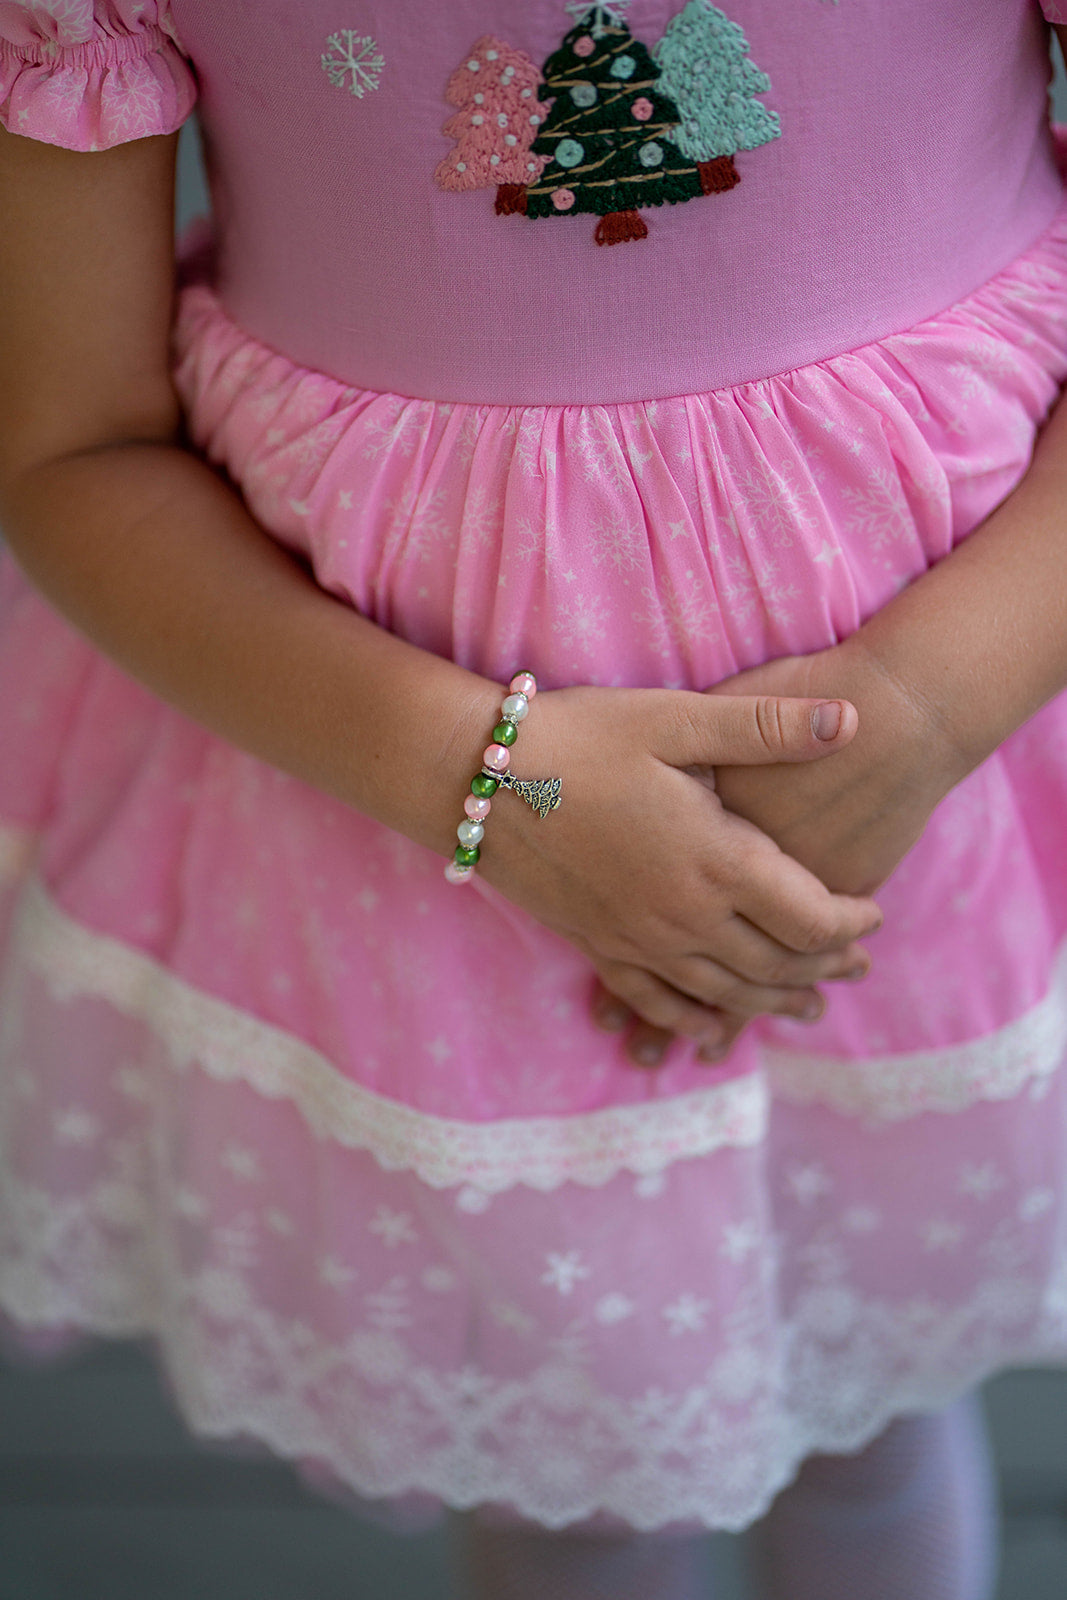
[598,1006,630,1032]
[799,998,822,1020]
[844,965,868,981]
[813,701,843,741]
[698,1043,729,1064]
[634,1043,664,1066]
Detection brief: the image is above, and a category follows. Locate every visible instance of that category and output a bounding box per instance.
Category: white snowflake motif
[841,1205,881,1234]
[541,1251,590,1296]
[52,1108,100,1146]
[368,1206,418,1249]
[840,466,915,551]
[594,1292,636,1325]
[30,0,94,47]
[634,1172,666,1199]
[103,68,164,141]
[422,1266,459,1294]
[785,1162,832,1206]
[361,403,423,461]
[553,591,610,653]
[456,1186,492,1215]
[1019,1188,1055,1223]
[221,1144,262,1182]
[919,1218,965,1252]
[265,1208,295,1237]
[321,31,384,98]
[735,459,819,547]
[318,1255,357,1289]
[572,414,630,492]
[173,1187,210,1223]
[720,1219,762,1264]
[587,511,646,577]
[662,1293,710,1335]
[459,484,505,551]
[957,1162,1005,1201]
[113,1065,151,1102]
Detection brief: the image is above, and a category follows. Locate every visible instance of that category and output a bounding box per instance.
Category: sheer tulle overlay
[6,187,1067,1526]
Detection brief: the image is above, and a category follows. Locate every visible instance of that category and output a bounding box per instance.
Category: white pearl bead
[501,692,529,721]
[457,819,485,847]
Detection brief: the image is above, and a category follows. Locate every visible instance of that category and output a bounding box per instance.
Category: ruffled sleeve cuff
[0,2,196,151]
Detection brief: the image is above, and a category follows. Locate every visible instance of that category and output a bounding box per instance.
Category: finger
[653,690,858,771]
[670,953,827,1022]
[710,917,872,988]
[727,820,884,950]
[590,978,635,1034]
[593,960,729,1052]
[625,1020,679,1068]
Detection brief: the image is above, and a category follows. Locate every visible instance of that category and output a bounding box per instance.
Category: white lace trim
[766,941,1067,1123]
[4,830,1067,1187]
[11,875,767,1193]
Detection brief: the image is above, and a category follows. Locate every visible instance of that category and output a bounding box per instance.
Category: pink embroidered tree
[435,35,550,216]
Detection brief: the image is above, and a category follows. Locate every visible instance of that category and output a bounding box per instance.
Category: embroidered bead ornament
[444,673,562,883]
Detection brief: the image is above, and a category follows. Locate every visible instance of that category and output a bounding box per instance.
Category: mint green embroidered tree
[653,0,780,194]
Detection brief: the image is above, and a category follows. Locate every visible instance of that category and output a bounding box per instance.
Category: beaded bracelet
[444,671,562,884]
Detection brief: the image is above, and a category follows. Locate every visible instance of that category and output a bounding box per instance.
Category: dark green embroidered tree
[525,2,707,244]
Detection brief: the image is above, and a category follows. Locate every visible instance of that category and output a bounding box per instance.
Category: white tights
[456,1392,1000,1600]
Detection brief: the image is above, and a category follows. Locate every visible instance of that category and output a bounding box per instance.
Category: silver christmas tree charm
[494,772,563,819]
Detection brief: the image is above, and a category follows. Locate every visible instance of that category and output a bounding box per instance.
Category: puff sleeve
[1042,2,1067,21]
[0,1,196,151]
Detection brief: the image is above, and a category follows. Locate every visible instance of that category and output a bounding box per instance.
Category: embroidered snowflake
[321,32,384,99]
[720,1219,762,1263]
[565,1,633,36]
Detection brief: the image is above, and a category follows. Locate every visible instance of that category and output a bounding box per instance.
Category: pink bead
[509,672,537,698]
[631,97,653,121]
[465,795,491,820]
[444,861,474,885]
[483,744,510,772]
[552,188,575,211]
[573,34,595,56]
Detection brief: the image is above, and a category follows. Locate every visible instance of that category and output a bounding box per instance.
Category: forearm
[2,439,500,853]
[851,382,1067,776]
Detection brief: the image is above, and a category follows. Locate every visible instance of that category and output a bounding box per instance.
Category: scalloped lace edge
[2,827,1066,1186]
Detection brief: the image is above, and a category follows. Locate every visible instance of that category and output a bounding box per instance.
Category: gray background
[4,40,1067,1600]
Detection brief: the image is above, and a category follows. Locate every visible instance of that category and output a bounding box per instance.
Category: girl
[2,2,1067,1596]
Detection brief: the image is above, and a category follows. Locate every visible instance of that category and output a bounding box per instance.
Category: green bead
[455,844,480,867]
[493,720,518,746]
[471,774,498,798]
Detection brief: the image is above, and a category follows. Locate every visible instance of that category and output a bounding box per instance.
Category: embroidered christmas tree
[524,2,708,244]
[654,0,779,191]
[433,2,780,245]
[435,36,550,212]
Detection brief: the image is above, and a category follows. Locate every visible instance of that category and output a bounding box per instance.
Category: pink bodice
[3,1,1065,404]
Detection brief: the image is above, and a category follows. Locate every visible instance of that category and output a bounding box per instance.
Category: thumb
[657,691,858,768]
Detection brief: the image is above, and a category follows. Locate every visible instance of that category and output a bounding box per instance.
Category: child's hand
[707,638,966,898]
[480,685,883,1064]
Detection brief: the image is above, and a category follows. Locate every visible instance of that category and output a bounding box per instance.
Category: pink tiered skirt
[4,193,1067,1529]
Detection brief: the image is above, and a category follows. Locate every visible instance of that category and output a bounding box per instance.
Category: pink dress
[3,0,1067,1531]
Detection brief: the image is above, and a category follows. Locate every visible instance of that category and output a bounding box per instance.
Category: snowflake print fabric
[320,30,384,98]
[0,1,197,150]
[436,0,779,244]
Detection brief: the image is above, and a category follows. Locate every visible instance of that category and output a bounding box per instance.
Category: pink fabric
[7,0,1067,1532]
[0,0,197,150]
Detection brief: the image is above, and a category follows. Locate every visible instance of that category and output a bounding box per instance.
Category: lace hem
[12,873,768,1192]
[7,839,1067,1188]
[765,942,1067,1122]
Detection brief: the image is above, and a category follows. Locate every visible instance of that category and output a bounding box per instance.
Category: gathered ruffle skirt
[4,189,1067,1529]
